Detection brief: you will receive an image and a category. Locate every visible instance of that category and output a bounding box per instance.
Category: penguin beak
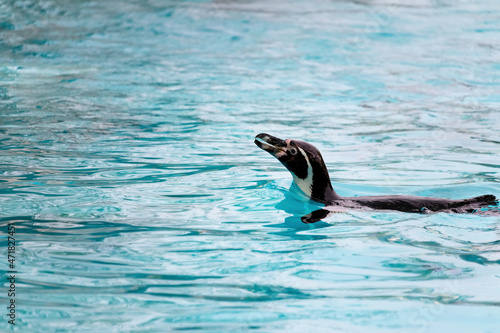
[254,133,287,156]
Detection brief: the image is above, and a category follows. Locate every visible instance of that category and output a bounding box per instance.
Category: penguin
[254,133,499,223]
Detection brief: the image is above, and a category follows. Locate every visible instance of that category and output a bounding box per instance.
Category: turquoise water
[1,0,500,331]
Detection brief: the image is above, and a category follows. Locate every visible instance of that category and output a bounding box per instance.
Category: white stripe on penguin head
[292,147,313,197]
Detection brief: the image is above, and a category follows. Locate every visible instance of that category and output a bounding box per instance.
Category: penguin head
[255,133,338,203]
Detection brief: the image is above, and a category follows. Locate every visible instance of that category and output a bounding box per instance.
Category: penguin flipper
[300,208,345,223]
[301,209,331,223]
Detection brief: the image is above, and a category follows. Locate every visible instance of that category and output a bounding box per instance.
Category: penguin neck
[292,159,340,204]
[309,156,341,204]
[310,176,341,204]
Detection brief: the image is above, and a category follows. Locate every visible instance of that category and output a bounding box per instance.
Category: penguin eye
[289,148,298,156]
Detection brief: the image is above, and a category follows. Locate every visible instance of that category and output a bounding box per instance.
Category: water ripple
[1,0,500,331]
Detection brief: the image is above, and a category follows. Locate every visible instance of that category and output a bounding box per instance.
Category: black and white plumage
[254,133,499,223]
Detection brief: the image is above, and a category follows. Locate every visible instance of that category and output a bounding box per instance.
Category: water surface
[1,0,499,331]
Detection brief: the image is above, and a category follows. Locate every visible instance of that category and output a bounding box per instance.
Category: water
[1,0,499,331]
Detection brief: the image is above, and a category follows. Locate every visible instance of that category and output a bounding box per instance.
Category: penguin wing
[301,207,347,223]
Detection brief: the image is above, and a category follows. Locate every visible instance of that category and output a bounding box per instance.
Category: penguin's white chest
[292,147,314,197]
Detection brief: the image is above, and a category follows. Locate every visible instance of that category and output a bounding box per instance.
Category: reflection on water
[1,0,499,331]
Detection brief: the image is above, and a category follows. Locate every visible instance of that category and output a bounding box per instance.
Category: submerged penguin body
[254,133,498,223]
